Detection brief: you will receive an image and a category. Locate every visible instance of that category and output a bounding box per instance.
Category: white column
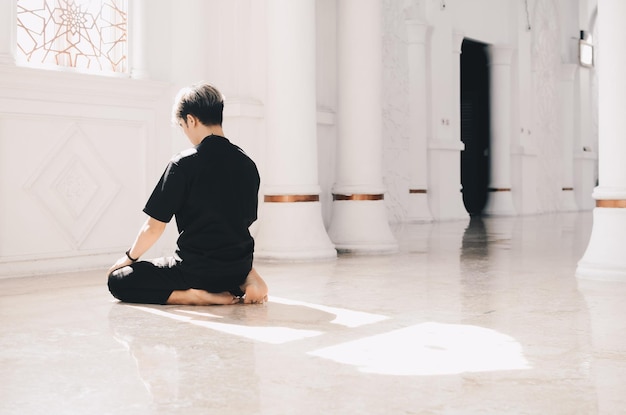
[0,0,16,65]
[559,64,578,211]
[483,46,516,216]
[327,0,397,254]
[577,0,626,280]
[406,20,432,222]
[253,0,336,261]
[129,0,149,79]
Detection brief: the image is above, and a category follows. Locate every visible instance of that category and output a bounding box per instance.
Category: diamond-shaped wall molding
[25,124,121,249]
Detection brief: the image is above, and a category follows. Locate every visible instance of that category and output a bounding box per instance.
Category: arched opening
[461,38,491,216]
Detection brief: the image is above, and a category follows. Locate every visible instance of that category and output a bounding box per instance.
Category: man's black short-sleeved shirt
[143,135,259,279]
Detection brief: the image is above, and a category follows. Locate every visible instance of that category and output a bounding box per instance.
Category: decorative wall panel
[0,115,150,266]
[24,124,121,249]
[0,66,170,277]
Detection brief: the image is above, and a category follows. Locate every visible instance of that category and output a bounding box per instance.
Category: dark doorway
[460,39,490,216]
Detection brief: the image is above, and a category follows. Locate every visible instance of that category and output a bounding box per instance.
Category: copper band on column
[596,199,626,208]
[264,195,320,203]
[488,188,511,192]
[333,193,384,201]
[409,189,428,194]
[562,187,574,191]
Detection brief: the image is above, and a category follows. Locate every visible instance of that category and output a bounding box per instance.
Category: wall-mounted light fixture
[579,30,594,68]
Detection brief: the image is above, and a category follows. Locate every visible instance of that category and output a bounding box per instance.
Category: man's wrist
[125,249,139,262]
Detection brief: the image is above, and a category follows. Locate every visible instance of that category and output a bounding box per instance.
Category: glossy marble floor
[2,212,626,415]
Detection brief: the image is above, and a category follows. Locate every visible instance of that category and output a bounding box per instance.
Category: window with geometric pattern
[16,0,128,74]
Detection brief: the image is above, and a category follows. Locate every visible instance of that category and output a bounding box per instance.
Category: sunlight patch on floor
[308,322,531,376]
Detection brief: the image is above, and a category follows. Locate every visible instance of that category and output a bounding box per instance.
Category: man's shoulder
[208,137,252,160]
[171,147,198,164]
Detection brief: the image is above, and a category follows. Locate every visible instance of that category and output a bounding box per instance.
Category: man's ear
[186,114,196,127]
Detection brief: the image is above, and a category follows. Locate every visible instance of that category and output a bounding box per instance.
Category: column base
[328,200,398,254]
[577,207,626,281]
[254,201,337,261]
[428,144,468,220]
[483,190,516,216]
[560,188,578,212]
[407,192,433,222]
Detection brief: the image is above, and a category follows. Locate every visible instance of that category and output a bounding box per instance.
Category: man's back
[174,135,260,275]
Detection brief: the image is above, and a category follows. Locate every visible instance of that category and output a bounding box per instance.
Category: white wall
[0,66,171,277]
[0,0,598,276]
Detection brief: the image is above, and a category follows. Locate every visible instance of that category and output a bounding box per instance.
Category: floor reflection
[577,279,626,412]
[108,303,267,413]
[461,216,489,261]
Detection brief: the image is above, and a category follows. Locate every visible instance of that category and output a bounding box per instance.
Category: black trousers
[107,256,246,305]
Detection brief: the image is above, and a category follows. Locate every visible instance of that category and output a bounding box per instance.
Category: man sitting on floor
[107,82,268,306]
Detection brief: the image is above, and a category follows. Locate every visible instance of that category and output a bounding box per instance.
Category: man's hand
[107,256,133,276]
[106,216,166,277]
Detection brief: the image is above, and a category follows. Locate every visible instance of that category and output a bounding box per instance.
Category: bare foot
[166,288,238,305]
[239,268,268,304]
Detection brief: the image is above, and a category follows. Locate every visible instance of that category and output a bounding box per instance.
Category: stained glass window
[16,0,128,74]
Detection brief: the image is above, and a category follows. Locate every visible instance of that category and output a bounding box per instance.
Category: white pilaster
[406,20,433,222]
[129,0,149,79]
[577,0,626,281]
[327,0,397,254]
[451,32,464,149]
[0,0,16,65]
[450,31,468,219]
[170,0,209,84]
[426,31,467,221]
[483,46,516,216]
[254,0,336,261]
[574,64,597,210]
[428,32,468,220]
[559,63,578,211]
